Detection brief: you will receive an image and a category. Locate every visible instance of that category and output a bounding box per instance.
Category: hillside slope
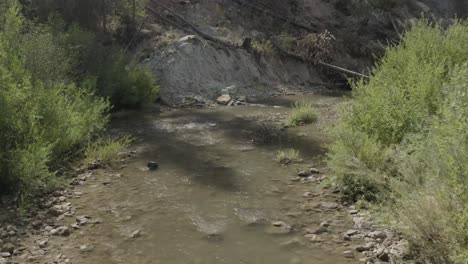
[138,0,466,106]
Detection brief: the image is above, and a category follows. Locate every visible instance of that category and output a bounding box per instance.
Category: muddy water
[64,95,358,264]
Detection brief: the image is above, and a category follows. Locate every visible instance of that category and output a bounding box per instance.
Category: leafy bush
[328,20,468,263]
[288,101,318,126]
[0,2,109,196]
[83,44,159,109]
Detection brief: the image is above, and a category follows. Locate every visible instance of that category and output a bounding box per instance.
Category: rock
[76,215,91,226]
[38,240,48,248]
[355,242,375,252]
[302,192,316,198]
[320,221,331,227]
[311,226,328,235]
[343,250,354,258]
[0,252,11,258]
[1,242,15,254]
[266,223,292,235]
[130,230,141,238]
[389,240,410,259]
[353,217,372,230]
[377,248,390,262]
[79,244,94,253]
[368,231,387,240]
[345,229,360,236]
[178,35,196,42]
[31,221,43,229]
[50,226,70,237]
[31,249,45,256]
[309,168,320,174]
[308,234,323,243]
[216,94,232,105]
[297,170,311,177]
[147,161,159,171]
[349,209,359,215]
[321,202,339,209]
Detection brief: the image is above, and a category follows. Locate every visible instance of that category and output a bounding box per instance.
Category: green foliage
[328,20,468,263]
[288,101,318,127]
[85,136,132,165]
[0,1,109,195]
[83,45,159,109]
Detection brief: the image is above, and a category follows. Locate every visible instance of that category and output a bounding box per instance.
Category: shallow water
[62,95,359,264]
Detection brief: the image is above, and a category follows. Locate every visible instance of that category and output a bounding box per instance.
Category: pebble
[343,250,354,258]
[297,170,311,177]
[50,226,70,237]
[345,229,360,236]
[309,168,320,174]
[368,231,387,240]
[320,202,339,209]
[311,226,328,235]
[38,240,48,248]
[0,252,11,258]
[79,244,94,253]
[147,161,159,171]
[1,242,15,253]
[130,230,141,238]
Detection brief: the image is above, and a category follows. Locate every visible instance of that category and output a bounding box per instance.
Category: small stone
[31,221,43,229]
[80,244,94,253]
[320,221,331,227]
[130,230,141,238]
[355,242,375,252]
[0,252,11,258]
[343,250,354,258]
[297,170,311,177]
[312,226,328,235]
[38,240,48,248]
[353,217,372,230]
[272,221,285,227]
[309,168,320,174]
[76,215,91,226]
[50,226,70,237]
[1,242,15,253]
[368,231,387,240]
[147,161,159,171]
[349,209,359,215]
[31,249,45,256]
[321,202,339,209]
[308,234,323,242]
[216,94,232,105]
[345,229,360,236]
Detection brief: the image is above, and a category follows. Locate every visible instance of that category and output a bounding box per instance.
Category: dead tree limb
[270,39,369,79]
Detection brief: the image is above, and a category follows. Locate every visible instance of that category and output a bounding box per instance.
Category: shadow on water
[111,104,327,191]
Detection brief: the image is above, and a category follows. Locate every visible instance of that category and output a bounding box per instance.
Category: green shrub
[83,45,159,109]
[85,136,132,165]
[274,148,301,165]
[288,101,318,127]
[0,1,109,196]
[328,20,468,263]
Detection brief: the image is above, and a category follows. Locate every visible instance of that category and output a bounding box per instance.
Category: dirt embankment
[137,0,464,106]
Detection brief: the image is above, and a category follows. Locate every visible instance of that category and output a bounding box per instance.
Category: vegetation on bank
[288,101,318,127]
[328,20,468,263]
[0,0,157,201]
